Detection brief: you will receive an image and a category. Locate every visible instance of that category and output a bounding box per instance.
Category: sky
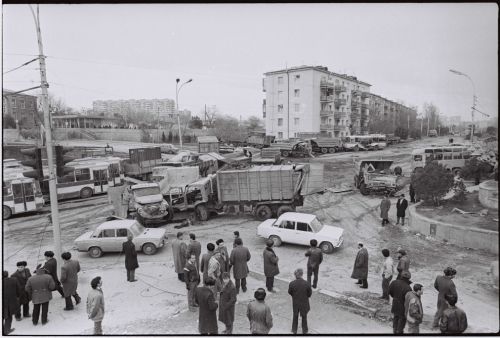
[2,3,498,121]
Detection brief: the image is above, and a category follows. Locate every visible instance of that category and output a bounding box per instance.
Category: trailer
[309,138,343,154]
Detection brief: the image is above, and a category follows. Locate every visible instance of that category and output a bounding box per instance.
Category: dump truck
[269,141,312,158]
[309,138,343,154]
[353,159,407,196]
[251,147,282,165]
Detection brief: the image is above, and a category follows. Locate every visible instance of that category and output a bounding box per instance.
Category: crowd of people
[3,227,468,335]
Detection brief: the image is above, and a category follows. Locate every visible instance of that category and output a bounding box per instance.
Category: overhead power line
[3,57,40,75]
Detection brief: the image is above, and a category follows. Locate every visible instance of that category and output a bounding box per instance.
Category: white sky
[2,3,498,121]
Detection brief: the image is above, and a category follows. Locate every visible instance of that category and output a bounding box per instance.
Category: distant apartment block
[92,98,176,119]
[262,65,417,139]
[2,89,39,128]
[262,65,371,139]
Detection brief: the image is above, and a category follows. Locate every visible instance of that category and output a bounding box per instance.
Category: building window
[11,98,16,108]
[278,104,284,113]
[294,89,300,97]
[20,100,25,109]
[278,132,283,139]
[263,111,266,118]
[294,118,300,126]
[277,118,283,126]
[294,103,300,112]
[278,76,284,85]
[294,75,300,81]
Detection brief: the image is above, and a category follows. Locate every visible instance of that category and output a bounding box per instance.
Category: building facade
[2,89,39,128]
[262,66,371,139]
[367,94,417,135]
[92,98,176,118]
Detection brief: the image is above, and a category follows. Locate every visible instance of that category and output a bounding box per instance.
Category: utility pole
[157,107,160,143]
[29,5,62,266]
[426,114,430,136]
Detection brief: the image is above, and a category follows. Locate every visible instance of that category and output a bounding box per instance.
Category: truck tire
[329,147,336,153]
[394,166,402,176]
[321,147,328,154]
[359,182,370,195]
[3,206,12,220]
[142,243,157,255]
[195,204,209,221]
[80,187,93,199]
[255,205,272,221]
[282,150,290,157]
[277,205,294,217]
[269,235,282,247]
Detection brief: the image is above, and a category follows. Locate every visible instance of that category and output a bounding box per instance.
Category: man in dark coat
[247,288,273,334]
[396,194,409,225]
[200,243,215,285]
[172,232,187,282]
[232,231,241,248]
[11,261,31,320]
[380,194,391,226]
[42,251,64,297]
[186,233,202,272]
[389,271,413,334]
[229,238,251,294]
[3,271,20,335]
[184,253,200,312]
[305,239,323,289]
[409,183,416,203]
[60,252,81,311]
[122,234,139,282]
[25,266,55,326]
[288,268,312,335]
[440,293,467,333]
[396,249,411,280]
[195,277,218,335]
[215,238,230,274]
[433,267,458,328]
[219,272,237,334]
[263,239,279,292]
[351,243,369,288]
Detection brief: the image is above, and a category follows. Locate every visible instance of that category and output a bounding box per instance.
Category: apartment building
[2,89,39,128]
[368,93,417,134]
[92,98,176,118]
[262,65,371,139]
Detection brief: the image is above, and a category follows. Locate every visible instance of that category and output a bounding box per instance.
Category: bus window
[75,168,91,181]
[453,151,463,160]
[424,149,434,153]
[413,155,422,161]
[443,148,453,160]
[2,182,9,195]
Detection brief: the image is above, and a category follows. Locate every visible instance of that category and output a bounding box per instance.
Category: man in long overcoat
[288,268,312,334]
[389,271,412,334]
[184,253,200,312]
[380,195,391,226]
[186,233,202,272]
[172,232,187,282]
[396,249,411,280]
[42,251,64,297]
[219,272,237,334]
[396,194,409,225]
[195,277,219,335]
[305,239,323,289]
[263,239,279,292]
[201,243,215,284]
[25,266,55,326]
[433,267,458,328]
[11,261,31,320]
[230,238,251,294]
[122,234,139,282]
[215,239,230,274]
[351,243,369,289]
[3,271,20,335]
[60,252,81,310]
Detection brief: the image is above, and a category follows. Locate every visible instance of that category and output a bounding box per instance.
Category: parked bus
[411,146,472,175]
[3,170,44,220]
[68,157,124,187]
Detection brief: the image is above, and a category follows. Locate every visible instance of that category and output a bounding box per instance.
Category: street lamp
[175,78,193,149]
[449,69,476,143]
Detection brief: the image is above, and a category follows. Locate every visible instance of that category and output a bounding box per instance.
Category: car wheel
[320,241,334,254]
[255,205,273,221]
[88,246,103,258]
[3,205,12,220]
[360,182,370,195]
[80,187,93,199]
[142,243,157,255]
[195,204,209,221]
[282,150,290,157]
[329,147,336,154]
[321,147,328,154]
[394,166,402,176]
[269,235,282,247]
[277,205,294,217]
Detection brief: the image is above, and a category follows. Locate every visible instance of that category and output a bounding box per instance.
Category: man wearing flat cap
[11,261,31,320]
[389,271,412,334]
[396,194,408,225]
[433,267,458,329]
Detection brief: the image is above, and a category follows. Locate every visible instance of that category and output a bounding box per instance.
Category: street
[2,136,498,334]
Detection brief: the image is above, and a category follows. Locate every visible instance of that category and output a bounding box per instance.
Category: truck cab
[128,183,171,227]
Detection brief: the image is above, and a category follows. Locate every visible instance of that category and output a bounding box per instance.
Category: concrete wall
[408,203,498,254]
[479,180,499,210]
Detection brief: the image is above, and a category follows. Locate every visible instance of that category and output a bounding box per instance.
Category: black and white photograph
[2,3,498,335]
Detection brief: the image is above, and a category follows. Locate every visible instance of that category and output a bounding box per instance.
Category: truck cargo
[270,141,312,157]
[122,147,162,180]
[246,132,275,148]
[309,138,343,154]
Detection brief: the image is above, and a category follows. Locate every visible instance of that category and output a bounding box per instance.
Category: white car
[74,218,167,258]
[256,212,344,254]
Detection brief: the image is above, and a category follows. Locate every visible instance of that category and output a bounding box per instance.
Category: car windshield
[134,187,160,197]
[309,217,323,232]
[129,222,145,236]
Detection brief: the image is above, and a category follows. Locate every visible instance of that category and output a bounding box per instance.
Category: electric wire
[3,57,40,75]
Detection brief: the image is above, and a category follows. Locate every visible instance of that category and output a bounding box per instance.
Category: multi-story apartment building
[367,94,417,135]
[262,65,371,139]
[92,98,176,118]
[2,89,39,128]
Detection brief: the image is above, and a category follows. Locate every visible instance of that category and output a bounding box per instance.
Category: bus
[68,157,124,186]
[411,146,472,175]
[3,170,45,220]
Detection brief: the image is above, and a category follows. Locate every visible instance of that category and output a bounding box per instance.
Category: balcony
[320,79,334,87]
[320,95,334,102]
[361,91,370,99]
[334,85,347,93]
[351,112,360,120]
[352,90,361,97]
[351,101,360,108]
[334,111,348,119]
[320,110,334,117]
[333,125,345,131]
[334,98,347,107]
[320,123,334,131]
[361,103,368,109]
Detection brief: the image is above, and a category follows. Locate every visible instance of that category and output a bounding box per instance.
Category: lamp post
[175,78,192,149]
[449,69,476,143]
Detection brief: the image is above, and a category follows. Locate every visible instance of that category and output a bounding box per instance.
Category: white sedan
[256,212,344,254]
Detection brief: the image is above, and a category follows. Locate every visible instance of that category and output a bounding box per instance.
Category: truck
[246,132,275,149]
[269,141,312,158]
[309,138,343,154]
[353,159,407,196]
[165,164,324,222]
[159,150,219,177]
[122,147,162,180]
[125,182,172,227]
